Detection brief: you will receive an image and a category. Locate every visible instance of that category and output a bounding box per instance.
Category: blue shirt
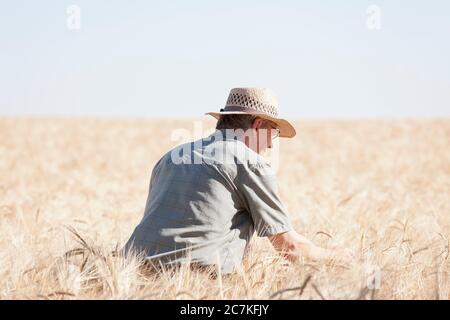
[124,129,293,273]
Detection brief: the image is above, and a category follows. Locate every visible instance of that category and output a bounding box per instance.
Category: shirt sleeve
[236,160,293,237]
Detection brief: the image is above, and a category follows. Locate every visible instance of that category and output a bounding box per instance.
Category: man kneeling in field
[124,88,353,274]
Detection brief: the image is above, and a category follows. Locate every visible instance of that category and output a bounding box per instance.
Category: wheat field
[0,117,449,300]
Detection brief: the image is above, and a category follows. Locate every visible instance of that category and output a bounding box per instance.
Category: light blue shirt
[124,129,293,273]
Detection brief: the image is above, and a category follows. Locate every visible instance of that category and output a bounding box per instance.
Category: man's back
[124,129,292,273]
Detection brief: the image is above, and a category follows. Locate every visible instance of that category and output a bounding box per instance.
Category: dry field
[0,117,449,300]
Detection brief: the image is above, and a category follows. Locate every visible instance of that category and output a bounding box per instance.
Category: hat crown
[225,88,279,117]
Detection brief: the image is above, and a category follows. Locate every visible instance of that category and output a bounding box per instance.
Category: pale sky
[1,1,449,118]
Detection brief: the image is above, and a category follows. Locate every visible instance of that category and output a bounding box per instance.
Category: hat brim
[206,111,296,138]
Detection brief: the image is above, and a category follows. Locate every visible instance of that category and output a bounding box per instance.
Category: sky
[0,1,449,118]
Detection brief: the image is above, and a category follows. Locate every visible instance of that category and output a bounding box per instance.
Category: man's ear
[251,117,263,130]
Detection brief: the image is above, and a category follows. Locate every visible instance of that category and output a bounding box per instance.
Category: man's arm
[268,230,354,263]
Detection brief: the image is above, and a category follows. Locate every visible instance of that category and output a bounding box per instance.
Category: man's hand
[268,230,356,265]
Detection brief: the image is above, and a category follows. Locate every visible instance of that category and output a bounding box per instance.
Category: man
[124,88,353,274]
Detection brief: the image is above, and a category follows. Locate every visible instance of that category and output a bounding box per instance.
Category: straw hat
[206,88,296,138]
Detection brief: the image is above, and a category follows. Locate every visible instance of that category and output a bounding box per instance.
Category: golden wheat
[0,117,449,299]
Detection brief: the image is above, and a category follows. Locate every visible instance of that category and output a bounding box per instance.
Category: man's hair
[215,114,257,130]
[216,114,274,130]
